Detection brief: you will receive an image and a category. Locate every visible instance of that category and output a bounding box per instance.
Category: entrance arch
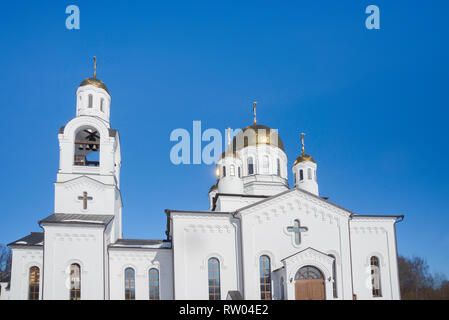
[294,266,325,300]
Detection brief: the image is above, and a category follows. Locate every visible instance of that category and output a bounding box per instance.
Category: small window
[299,169,304,181]
[230,165,235,176]
[276,159,281,177]
[248,157,254,175]
[125,268,136,300]
[208,258,221,300]
[259,255,272,300]
[149,268,160,300]
[88,94,93,108]
[294,172,297,183]
[222,166,226,177]
[70,263,81,300]
[238,167,241,178]
[100,98,104,112]
[370,257,382,297]
[307,168,312,180]
[28,266,40,300]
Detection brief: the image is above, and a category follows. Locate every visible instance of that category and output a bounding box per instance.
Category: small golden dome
[79,77,110,94]
[293,154,316,166]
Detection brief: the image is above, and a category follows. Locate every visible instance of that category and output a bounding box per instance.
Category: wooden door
[295,279,325,300]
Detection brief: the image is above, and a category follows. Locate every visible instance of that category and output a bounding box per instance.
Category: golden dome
[293,154,316,166]
[79,77,110,94]
[232,124,285,151]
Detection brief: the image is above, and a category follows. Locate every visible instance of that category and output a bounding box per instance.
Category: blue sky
[0,1,448,276]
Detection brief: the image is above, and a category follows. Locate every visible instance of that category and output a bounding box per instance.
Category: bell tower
[54,57,122,240]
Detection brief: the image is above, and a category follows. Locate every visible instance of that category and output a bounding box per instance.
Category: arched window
[259,255,272,300]
[299,169,304,181]
[222,166,226,177]
[263,156,269,174]
[294,172,297,184]
[248,157,254,175]
[370,256,382,297]
[70,263,81,300]
[28,266,40,300]
[149,268,160,300]
[208,258,221,300]
[125,267,136,300]
[329,255,338,298]
[276,159,281,176]
[307,168,312,180]
[100,98,104,112]
[74,127,100,167]
[88,94,93,108]
[238,167,241,178]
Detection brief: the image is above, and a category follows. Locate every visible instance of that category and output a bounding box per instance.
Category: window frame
[69,263,81,300]
[124,267,136,300]
[259,255,272,300]
[148,268,160,300]
[208,258,221,300]
[28,266,40,300]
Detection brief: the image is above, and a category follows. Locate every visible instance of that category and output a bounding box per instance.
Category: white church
[7,63,403,301]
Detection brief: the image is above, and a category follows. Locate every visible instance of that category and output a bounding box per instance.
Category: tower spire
[252,101,257,125]
[300,132,306,156]
[93,56,97,79]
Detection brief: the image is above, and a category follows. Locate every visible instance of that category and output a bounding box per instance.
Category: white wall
[42,224,106,300]
[9,247,43,300]
[238,189,354,300]
[109,248,173,300]
[171,212,241,300]
[350,217,401,300]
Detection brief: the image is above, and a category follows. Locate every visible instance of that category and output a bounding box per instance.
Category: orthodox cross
[252,101,257,125]
[300,132,306,155]
[93,56,97,79]
[78,191,93,210]
[287,220,308,245]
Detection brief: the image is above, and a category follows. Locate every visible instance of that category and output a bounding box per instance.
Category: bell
[78,144,84,150]
[92,144,97,151]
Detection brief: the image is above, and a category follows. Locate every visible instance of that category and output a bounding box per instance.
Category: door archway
[294,266,325,300]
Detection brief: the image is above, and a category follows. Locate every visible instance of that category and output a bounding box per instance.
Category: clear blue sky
[0,1,448,276]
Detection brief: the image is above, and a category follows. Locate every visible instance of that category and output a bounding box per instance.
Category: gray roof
[38,214,114,226]
[109,238,171,249]
[226,291,244,300]
[8,232,44,247]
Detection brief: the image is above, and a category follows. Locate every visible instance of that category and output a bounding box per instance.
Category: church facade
[7,69,403,300]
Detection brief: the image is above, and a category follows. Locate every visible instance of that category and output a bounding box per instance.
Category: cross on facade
[287,220,308,245]
[78,191,93,210]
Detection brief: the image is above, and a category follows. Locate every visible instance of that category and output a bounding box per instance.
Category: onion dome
[231,124,285,152]
[79,77,109,94]
[78,56,110,94]
[293,154,316,166]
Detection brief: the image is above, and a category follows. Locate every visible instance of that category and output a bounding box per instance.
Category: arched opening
[74,127,100,167]
[294,266,325,300]
[370,256,382,297]
[28,266,40,300]
[70,263,81,300]
[259,255,272,300]
[248,157,254,175]
[208,258,221,300]
[149,268,160,300]
[125,267,136,300]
